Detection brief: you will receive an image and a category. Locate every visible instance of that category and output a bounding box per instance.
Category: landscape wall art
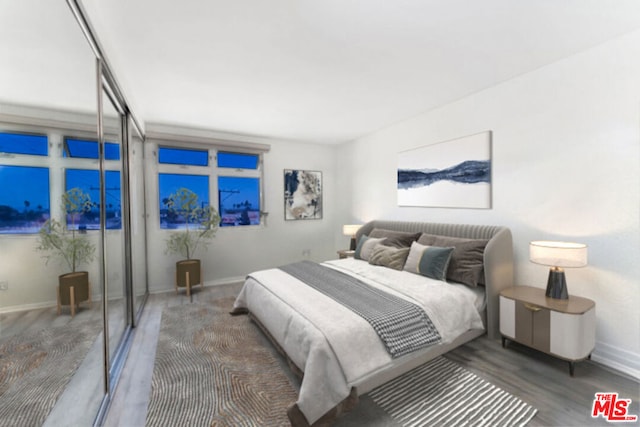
[397,131,492,209]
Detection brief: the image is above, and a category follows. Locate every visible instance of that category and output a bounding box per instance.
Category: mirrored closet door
[0,2,150,425]
[128,117,149,321]
[0,1,105,426]
[99,82,130,379]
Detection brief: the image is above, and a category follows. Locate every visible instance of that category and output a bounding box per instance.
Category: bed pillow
[354,236,386,261]
[431,236,488,287]
[417,233,437,246]
[368,229,422,248]
[403,242,454,281]
[368,244,410,271]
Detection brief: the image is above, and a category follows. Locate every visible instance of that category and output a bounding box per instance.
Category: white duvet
[232,258,484,425]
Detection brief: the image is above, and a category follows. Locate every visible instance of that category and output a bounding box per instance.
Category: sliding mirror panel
[0,1,105,425]
[100,88,130,372]
[129,118,149,321]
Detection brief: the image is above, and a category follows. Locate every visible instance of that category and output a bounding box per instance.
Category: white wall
[144,138,339,293]
[336,30,640,377]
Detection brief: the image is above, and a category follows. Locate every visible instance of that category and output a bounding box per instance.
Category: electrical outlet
[302,249,311,258]
[0,281,8,291]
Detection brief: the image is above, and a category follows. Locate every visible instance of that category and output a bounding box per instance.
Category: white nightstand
[499,286,595,376]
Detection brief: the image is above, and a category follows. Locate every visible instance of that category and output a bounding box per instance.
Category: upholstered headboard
[355,220,513,340]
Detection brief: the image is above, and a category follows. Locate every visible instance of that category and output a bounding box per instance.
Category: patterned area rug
[145,298,298,427]
[0,320,102,427]
[370,356,538,427]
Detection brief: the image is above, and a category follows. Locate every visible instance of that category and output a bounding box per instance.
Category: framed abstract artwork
[397,131,492,209]
[284,169,323,220]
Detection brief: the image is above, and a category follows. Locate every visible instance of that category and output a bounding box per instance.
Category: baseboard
[0,277,247,308]
[0,295,133,314]
[150,276,246,295]
[0,300,57,314]
[591,341,640,380]
[205,276,246,287]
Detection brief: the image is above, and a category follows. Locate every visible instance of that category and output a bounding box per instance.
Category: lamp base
[546,267,569,299]
[349,237,356,251]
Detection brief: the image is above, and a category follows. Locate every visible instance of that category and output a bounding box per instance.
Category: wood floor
[102,282,640,427]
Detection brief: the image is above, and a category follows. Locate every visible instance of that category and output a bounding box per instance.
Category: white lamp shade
[342,224,361,237]
[530,241,588,268]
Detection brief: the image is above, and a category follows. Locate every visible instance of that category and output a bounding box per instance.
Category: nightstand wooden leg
[569,361,575,377]
[501,336,507,348]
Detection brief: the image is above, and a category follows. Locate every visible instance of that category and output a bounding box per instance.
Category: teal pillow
[404,242,454,281]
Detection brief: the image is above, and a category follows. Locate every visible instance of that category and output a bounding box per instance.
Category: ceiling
[5,1,640,145]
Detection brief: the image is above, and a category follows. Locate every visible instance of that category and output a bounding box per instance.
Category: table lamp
[529,241,588,299]
[342,224,361,250]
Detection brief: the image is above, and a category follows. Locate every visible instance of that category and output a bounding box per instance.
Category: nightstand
[337,249,355,259]
[499,286,595,376]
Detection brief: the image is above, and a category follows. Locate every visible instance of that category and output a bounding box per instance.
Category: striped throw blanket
[279,261,440,358]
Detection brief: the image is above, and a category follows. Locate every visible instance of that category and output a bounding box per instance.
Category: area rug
[0,320,102,427]
[369,356,538,427]
[145,298,298,427]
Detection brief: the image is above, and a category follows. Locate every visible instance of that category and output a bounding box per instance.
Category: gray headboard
[355,220,513,340]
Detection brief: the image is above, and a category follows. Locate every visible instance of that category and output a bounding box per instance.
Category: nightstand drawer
[549,308,596,360]
[515,301,550,353]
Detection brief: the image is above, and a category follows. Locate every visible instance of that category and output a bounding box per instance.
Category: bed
[232,220,513,426]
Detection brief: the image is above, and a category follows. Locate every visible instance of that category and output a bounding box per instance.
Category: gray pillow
[431,236,488,287]
[368,244,410,270]
[354,236,386,261]
[417,233,437,246]
[403,242,454,281]
[369,228,422,248]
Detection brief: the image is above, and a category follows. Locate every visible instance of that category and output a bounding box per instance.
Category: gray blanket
[279,261,440,358]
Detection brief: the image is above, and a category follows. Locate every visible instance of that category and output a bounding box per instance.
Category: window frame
[0,119,125,236]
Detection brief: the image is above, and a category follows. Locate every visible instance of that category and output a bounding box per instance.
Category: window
[159,147,208,166]
[0,128,126,235]
[0,165,50,233]
[217,152,259,169]
[65,169,122,230]
[156,144,263,229]
[0,132,48,156]
[159,173,209,229]
[217,151,261,227]
[218,176,260,226]
[63,138,120,160]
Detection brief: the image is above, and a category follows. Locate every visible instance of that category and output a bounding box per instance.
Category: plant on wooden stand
[37,188,96,316]
[164,187,220,296]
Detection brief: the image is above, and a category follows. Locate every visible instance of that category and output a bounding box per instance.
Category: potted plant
[164,187,220,295]
[37,188,96,316]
